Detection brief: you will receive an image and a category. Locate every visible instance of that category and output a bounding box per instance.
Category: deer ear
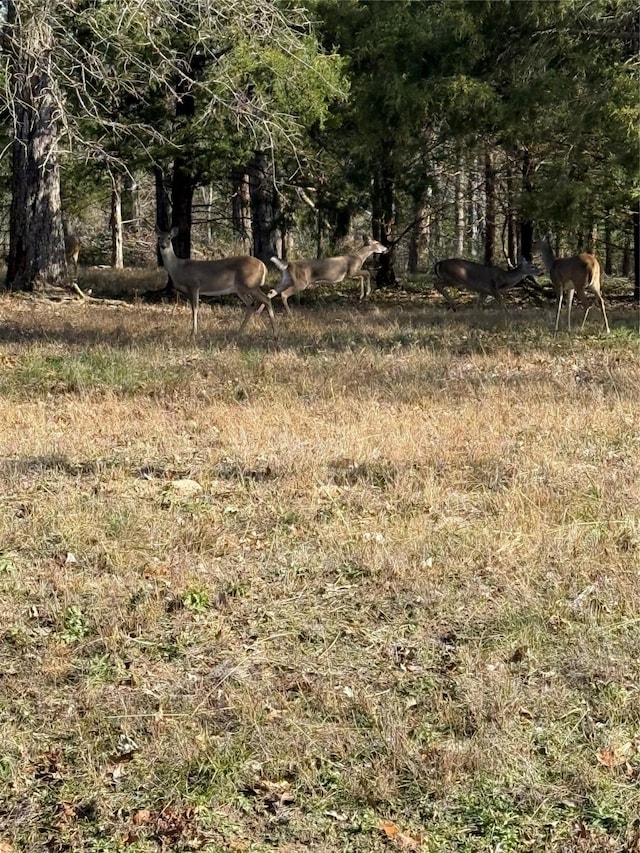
[170,226,179,239]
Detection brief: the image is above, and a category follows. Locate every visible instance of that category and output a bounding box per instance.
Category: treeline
[1,0,638,293]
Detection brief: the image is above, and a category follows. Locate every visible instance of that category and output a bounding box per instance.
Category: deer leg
[554,291,564,333]
[281,292,294,317]
[594,292,610,334]
[566,288,575,331]
[251,290,278,340]
[273,286,295,317]
[236,293,255,335]
[434,280,457,311]
[170,290,180,321]
[493,288,508,315]
[359,271,371,300]
[189,291,200,337]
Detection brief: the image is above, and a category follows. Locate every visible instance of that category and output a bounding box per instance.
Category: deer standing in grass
[433,255,540,310]
[265,237,388,316]
[65,234,80,276]
[535,232,610,334]
[156,227,277,340]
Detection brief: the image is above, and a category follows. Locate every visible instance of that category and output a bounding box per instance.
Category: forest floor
[1,272,639,852]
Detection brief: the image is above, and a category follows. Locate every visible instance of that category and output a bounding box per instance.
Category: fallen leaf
[597,742,634,767]
[379,820,420,849]
[380,821,398,838]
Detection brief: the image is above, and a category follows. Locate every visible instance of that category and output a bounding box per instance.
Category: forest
[0,0,638,296]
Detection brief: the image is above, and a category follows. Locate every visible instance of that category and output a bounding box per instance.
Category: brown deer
[266,237,388,315]
[433,255,540,310]
[535,232,609,334]
[156,227,277,339]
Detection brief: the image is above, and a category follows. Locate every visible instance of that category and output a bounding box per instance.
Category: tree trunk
[506,158,518,265]
[604,213,612,275]
[110,173,124,269]
[467,152,481,257]
[202,186,213,244]
[154,166,172,271]
[484,146,496,266]
[519,149,534,260]
[231,167,252,254]
[5,2,66,291]
[316,205,323,259]
[408,203,429,274]
[633,205,640,302]
[331,207,351,250]
[248,150,278,263]
[455,149,465,256]
[172,156,195,259]
[155,168,172,233]
[622,231,630,278]
[130,179,140,233]
[171,79,197,259]
[372,158,398,289]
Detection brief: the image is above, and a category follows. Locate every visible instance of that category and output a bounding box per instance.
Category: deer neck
[356,244,375,264]
[160,246,180,273]
[503,265,526,286]
[539,241,556,274]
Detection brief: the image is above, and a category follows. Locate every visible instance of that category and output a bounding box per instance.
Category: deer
[264,237,388,316]
[64,234,80,276]
[156,227,277,340]
[534,232,610,334]
[433,255,540,310]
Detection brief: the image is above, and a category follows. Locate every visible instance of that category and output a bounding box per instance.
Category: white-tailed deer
[65,234,80,275]
[156,227,277,340]
[433,255,540,310]
[266,237,388,315]
[535,232,610,334]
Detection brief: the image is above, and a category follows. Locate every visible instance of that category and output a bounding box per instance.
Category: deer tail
[270,256,288,272]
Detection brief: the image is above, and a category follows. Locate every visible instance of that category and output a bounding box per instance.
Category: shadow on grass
[0,290,637,359]
[0,453,106,477]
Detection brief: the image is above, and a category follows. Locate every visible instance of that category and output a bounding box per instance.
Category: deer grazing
[433,255,540,310]
[65,234,80,276]
[266,237,388,316]
[156,227,277,340]
[535,232,610,334]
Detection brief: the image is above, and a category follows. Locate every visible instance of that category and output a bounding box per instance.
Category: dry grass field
[1,272,639,852]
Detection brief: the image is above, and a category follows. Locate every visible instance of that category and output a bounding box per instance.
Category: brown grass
[1,280,639,852]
